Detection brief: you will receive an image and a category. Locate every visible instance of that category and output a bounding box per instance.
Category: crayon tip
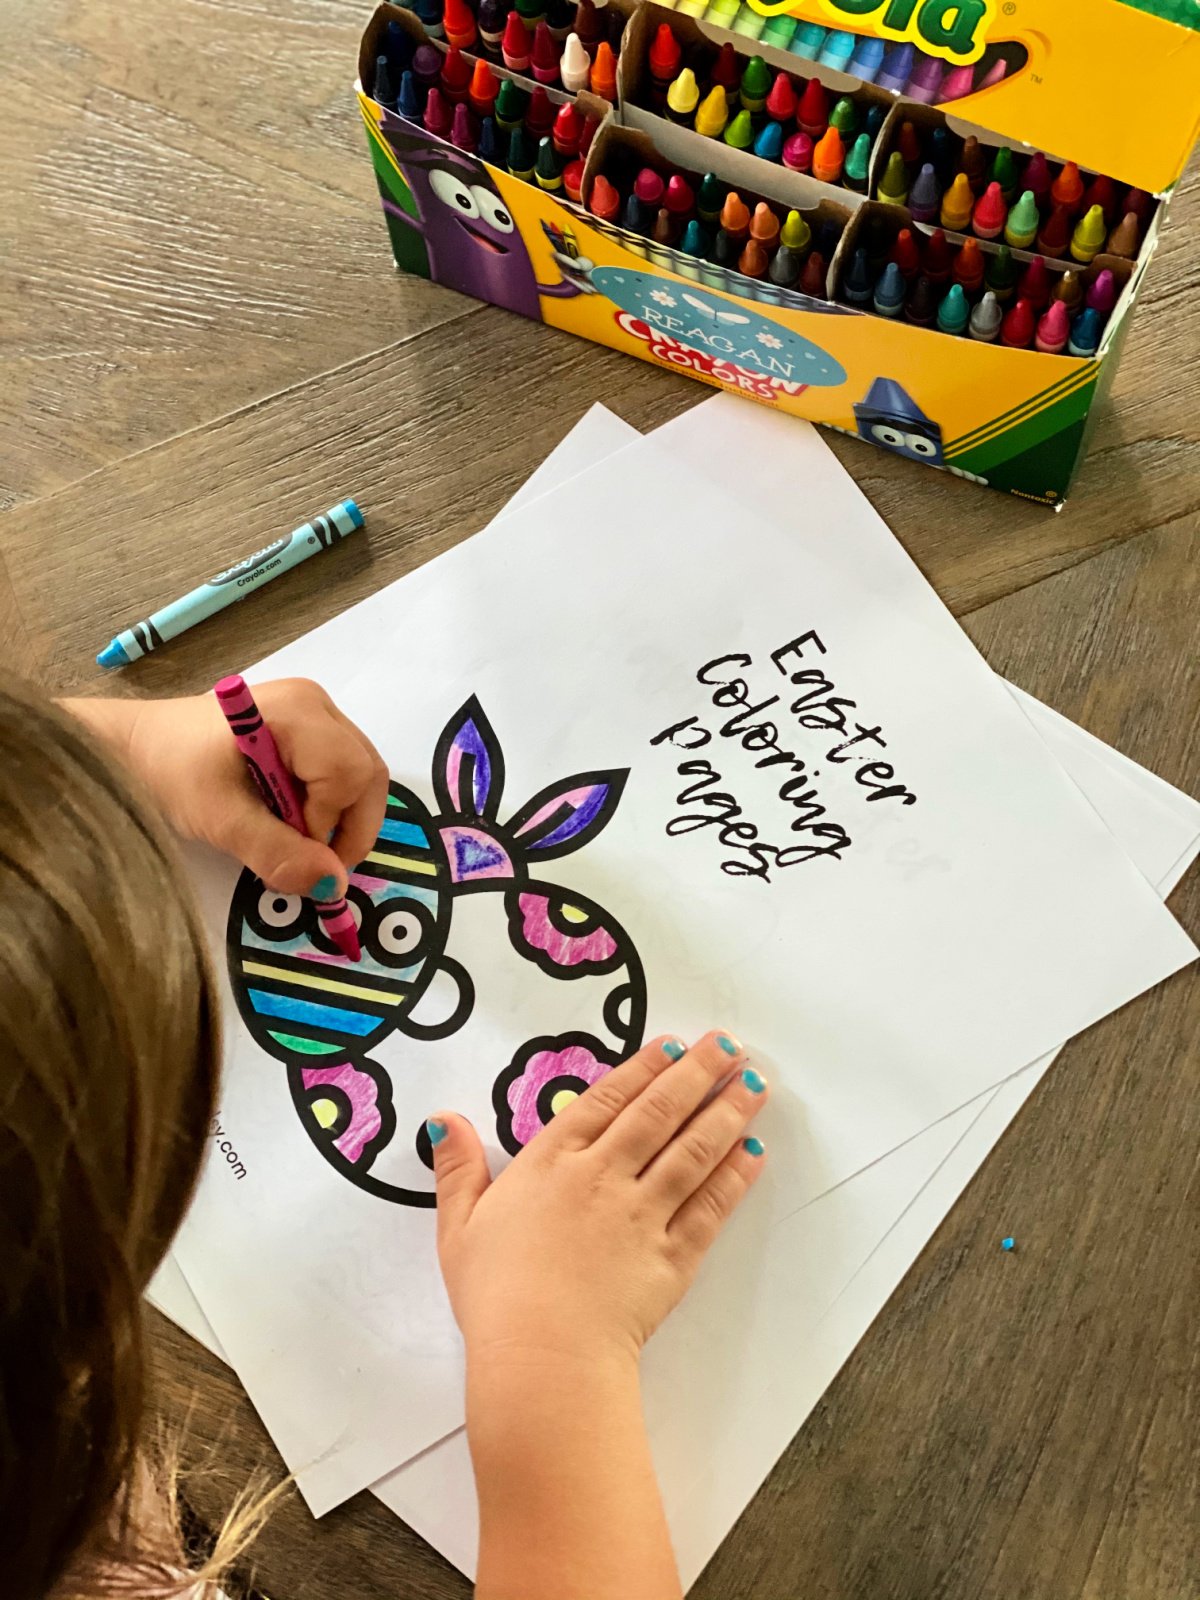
[724,109,755,151]
[908,162,941,220]
[812,126,845,185]
[667,67,700,118]
[97,638,131,669]
[1035,298,1070,353]
[799,250,827,298]
[680,220,708,258]
[695,86,729,138]
[740,54,772,104]
[753,120,784,162]
[879,150,910,205]
[848,35,885,81]
[1087,269,1117,315]
[873,261,906,317]
[788,21,827,62]
[765,70,797,123]
[588,172,620,221]
[940,172,973,231]
[737,238,770,279]
[937,283,970,335]
[817,29,856,71]
[969,290,1003,342]
[1105,210,1141,260]
[1001,296,1037,349]
[749,201,780,246]
[1068,307,1103,357]
[1004,189,1040,248]
[590,40,617,101]
[782,130,813,172]
[664,173,694,217]
[634,166,665,207]
[938,63,975,101]
[797,77,829,137]
[1051,160,1084,213]
[876,40,915,93]
[904,273,938,326]
[780,209,810,253]
[828,96,857,138]
[973,181,1008,238]
[845,132,872,189]
[649,21,682,81]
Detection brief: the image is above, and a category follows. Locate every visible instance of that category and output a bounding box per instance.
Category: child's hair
[0,684,230,1598]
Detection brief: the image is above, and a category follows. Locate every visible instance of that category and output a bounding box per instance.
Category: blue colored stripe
[377,818,429,847]
[247,988,381,1036]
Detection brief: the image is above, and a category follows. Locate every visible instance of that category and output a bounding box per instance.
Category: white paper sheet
[173,398,1195,1513]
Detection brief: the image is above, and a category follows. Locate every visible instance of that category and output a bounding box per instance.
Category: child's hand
[430,1032,768,1370]
[67,680,388,895]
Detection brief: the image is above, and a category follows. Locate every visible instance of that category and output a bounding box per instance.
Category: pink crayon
[214,674,362,962]
[977,57,1009,90]
[938,63,975,101]
[1087,268,1118,316]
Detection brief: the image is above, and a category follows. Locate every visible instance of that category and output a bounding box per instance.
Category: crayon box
[357,0,1199,506]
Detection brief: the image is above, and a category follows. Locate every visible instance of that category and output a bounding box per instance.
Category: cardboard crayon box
[356,0,1199,506]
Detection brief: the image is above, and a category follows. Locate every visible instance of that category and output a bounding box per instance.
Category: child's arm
[431,1030,769,1600]
[63,680,388,891]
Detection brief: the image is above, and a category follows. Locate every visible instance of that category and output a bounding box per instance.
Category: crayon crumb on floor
[1001,1236,1015,1251]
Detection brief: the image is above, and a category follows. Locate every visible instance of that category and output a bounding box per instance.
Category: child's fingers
[544,1035,689,1150]
[667,1135,767,1263]
[222,796,348,896]
[298,730,389,868]
[596,1031,747,1173]
[429,1113,490,1247]
[641,1065,768,1204]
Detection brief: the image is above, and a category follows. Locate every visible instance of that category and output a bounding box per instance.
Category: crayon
[761,14,799,49]
[526,86,555,137]
[875,41,914,93]
[546,0,575,42]
[414,0,445,39]
[574,0,602,54]
[953,237,985,295]
[816,219,842,261]
[891,226,921,280]
[1105,211,1140,259]
[922,227,953,285]
[905,52,944,104]
[562,157,585,202]
[697,172,726,226]
[1034,299,1069,354]
[905,274,937,326]
[848,35,885,82]
[695,87,729,137]
[829,97,858,138]
[1068,307,1103,358]
[494,77,529,130]
[754,121,784,162]
[1001,297,1036,349]
[680,219,709,258]
[507,124,536,181]
[617,195,641,241]
[560,31,590,91]
[424,86,453,140]
[939,64,975,101]
[878,151,910,206]
[897,120,922,171]
[843,246,873,307]
[940,173,973,232]
[739,55,772,115]
[667,68,700,122]
[765,71,797,123]
[929,125,956,187]
[478,115,506,165]
[874,261,906,318]
[397,69,424,122]
[972,181,1007,241]
[652,208,676,248]
[1005,190,1039,250]
[1087,269,1118,316]
[969,290,1003,341]
[712,43,741,104]
[908,163,941,224]
[530,21,562,85]
[702,0,738,23]
[1051,161,1084,215]
[552,101,583,157]
[590,40,617,101]
[782,130,813,172]
[441,45,473,104]
[818,29,856,71]
[780,209,811,254]
[978,56,1009,89]
[770,243,803,288]
[588,172,620,221]
[797,79,829,140]
[1081,174,1118,225]
[959,136,988,196]
[649,22,683,104]
[515,0,546,31]
[577,111,600,155]
[719,191,750,245]
[478,0,508,59]
[413,43,443,91]
[1021,152,1053,209]
[864,102,887,141]
[789,22,827,61]
[844,133,872,193]
[1123,188,1153,227]
[1054,270,1085,314]
[738,239,770,279]
[452,102,479,153]
[990,145,1019,205]
[985,243,1016,302]
[383,19,415,75]
[1037,203,1073,259]
[731,4,767,41]
[469,59,500,119]
[502,12,532,72]
[749,202,780,251]
[1068,204,1107,264]
[799,250,827,297]
[373,55,396,110]
[664,173,695,227]
[937,283,970,336]
[713,226,742,271]
[725,109,755,151]
[444,0,477,50]
[812,128,845,185]
[1017,255,1052,311]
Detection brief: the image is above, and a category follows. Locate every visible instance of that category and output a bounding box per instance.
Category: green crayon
[985,242,1017,303]
[844,132,872,193]
[495,78,529,132]
[534,135,562,193]
[697,172,726,227]
[828,97,857,139]
[507,123,536,182]
[990,146,1020,205]
[739,55,771,115]
[724,109,755,151]
[936,283,970,336]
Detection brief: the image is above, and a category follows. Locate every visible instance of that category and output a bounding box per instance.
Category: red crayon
[562,157,585,202]
[441,46,473,103]
[891,226,922,280]
[765,70,797,124]
[922,228,954,285]
[530,22,562,85]
[213,675,361,963]
[1021,151,1053,209]
[712,43,740,102]
[451,101,479,152]
[552,101,583,157]
[1050,160,1084,215]
[898,120,922,169]
[1123,188,1153,227]
[577,112,600,156]
[799,250,827,298]
[424,85,453,139]
[1017,255,1053,310]
[443,0,477,51]
[469,59,500,119]
[1037,203,1072,259]
[953,237,985,295]
[649,23,682,105]
[1001,296,1036,348]
[574,0,603,55]
[526,86,556,136]
[972,181,1007,241]
[664,172,695,226]
[1035,299,1070,354]
[635,167,665,211]
[797,78,829,140]
[588,172,620,221]
[1081,174,1118,224]
[502,12,532,72]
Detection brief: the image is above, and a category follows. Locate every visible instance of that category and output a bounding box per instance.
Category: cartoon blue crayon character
[853,376,946,468]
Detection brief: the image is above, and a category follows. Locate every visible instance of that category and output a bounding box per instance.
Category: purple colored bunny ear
[433,696,505,820]
[507,769,629,859]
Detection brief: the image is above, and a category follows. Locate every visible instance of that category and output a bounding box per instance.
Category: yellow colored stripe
[944,368,1096,458]
[366,849,440,876]
[242,960,408,1005]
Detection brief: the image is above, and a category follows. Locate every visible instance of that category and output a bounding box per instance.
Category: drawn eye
[256,891,305,931]
[871,424,906,449]
[429,170,480,217]
[310,886,368,957]
[904,433,938,458]
[472,187,514,232]
[366,899,434,966]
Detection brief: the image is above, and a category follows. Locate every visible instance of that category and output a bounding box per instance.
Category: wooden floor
[3,2,1198,1594]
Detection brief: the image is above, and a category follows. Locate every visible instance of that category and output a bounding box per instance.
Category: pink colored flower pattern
[496,1035,618,1151]
[513,892,619,971]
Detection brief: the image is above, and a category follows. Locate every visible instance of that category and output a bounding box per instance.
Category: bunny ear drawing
[433,696,506,820]
[508,769,629,860]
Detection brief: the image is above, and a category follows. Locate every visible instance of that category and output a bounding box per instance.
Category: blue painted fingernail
[743,1136,765,1157]
[662,1039,685,1060]
[309,874,339,901]
[717,1033,742,1056]
[741,1067,766,1094]
[426,1119,449,1146]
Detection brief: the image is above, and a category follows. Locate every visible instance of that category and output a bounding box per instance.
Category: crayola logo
[747,0,997,65]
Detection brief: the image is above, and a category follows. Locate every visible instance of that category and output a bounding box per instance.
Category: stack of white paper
[154,398,1198,1590]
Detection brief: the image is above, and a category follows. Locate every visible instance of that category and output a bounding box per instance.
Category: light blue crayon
[753,120,784,161]
[847,35,885,81]
[97,500,364,668]
[788,21,827,59]
[818,29,856,70]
